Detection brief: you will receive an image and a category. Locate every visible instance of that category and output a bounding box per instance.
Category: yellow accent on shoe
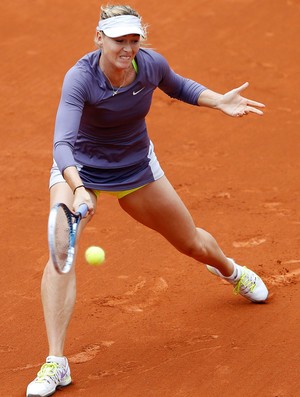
[206,261,268,302]
[26,357,71,397]
[233,267,256,295]
[36,362,59,383]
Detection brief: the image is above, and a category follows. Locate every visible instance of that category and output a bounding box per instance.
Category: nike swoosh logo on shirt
[133,87,145,95]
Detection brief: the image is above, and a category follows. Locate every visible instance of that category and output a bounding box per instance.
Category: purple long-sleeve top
[53,48,207,187]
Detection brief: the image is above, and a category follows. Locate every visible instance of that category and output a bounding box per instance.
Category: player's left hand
[219,82,265,117]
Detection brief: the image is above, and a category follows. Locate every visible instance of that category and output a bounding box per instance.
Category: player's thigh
[50,181,73,208]
[119,176,198,248]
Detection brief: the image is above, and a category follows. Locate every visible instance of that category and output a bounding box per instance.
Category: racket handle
[77,203,89,218]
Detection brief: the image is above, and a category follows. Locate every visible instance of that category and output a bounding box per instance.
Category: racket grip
[77,203,89,218]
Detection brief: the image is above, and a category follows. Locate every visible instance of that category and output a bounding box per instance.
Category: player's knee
[178,233,209,260]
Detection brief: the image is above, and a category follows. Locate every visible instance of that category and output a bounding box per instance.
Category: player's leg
[119,176,268,302]
[119,175,232,274]
[43,181,96,355]
[27,182,96,397]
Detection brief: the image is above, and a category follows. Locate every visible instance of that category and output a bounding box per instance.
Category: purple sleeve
[53,67,87,174]
[154,52,207,104]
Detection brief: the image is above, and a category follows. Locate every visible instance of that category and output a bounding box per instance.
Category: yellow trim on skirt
[93,185,146,199]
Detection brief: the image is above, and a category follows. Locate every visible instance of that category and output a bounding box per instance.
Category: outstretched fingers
[235,81,249,93]
[236,106,264,117]
[236,82,266,111]
[246,98,265,108]
[246,105,264,115]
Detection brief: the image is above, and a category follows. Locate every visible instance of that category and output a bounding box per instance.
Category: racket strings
[54,206,73,269]
[49,203,84,274]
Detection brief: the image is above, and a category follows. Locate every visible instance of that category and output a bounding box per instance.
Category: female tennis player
[27,4,268,396]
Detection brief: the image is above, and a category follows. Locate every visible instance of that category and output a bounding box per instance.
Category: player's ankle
[217,258,235,278]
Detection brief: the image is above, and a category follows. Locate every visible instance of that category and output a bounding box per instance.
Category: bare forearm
[62,166,84,194]
[62,166,94,214]
[197,89,223,109]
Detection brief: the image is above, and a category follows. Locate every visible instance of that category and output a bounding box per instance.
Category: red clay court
[1,1,300,396]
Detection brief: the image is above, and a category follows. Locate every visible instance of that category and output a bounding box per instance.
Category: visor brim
[102,26,144,38]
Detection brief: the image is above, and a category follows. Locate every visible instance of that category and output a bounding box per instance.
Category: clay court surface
[1,0,300,396]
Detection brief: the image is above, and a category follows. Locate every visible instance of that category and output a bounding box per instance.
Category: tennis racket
[48,203,88,274]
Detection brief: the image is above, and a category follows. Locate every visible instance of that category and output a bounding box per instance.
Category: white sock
[47,356,67,365]
[224,258,241,281]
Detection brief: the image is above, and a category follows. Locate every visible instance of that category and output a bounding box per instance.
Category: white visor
[96,15,145,38]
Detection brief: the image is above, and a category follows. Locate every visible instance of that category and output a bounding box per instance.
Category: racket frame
[48,203,88,274]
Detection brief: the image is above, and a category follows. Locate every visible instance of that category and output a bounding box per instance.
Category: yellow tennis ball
[85,246,105,266]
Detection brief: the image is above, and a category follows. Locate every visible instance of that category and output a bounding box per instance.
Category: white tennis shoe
[26,356,71,397]
[207,258,268,302]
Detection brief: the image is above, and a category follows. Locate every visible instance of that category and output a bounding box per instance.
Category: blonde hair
[94,4,148,47]
[100,4,140,19]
